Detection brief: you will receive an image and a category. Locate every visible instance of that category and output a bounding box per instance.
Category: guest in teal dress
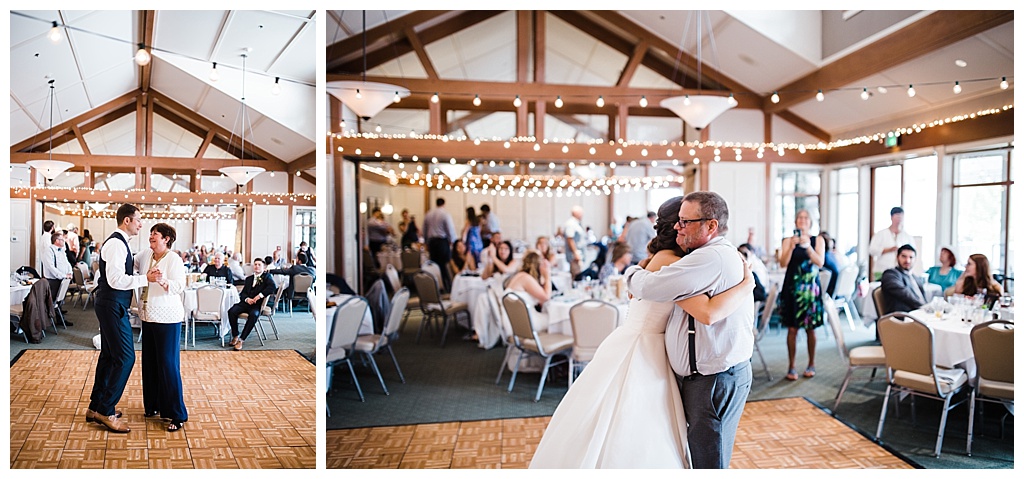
[925,246,962,293]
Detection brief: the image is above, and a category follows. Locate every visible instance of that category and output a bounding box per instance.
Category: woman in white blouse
[134,223,188,432]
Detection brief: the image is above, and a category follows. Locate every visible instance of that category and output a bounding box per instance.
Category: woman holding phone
[777,209,826,381]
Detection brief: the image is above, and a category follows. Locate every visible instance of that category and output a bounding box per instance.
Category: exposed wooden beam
[326,74,761,109]
[287,150,317,175]
[534,11,546,84]
[11,91,138,153]
[135,96,146,156]
[326,10,450,71]
[550,114,605,140]
[617,39,648,87]
[147,90,289,170]
[9,152,300,172]
[331,11,503,74]
[71,125,91,155]
[517,11,530,84]
[764,10,1014,113]
[775,110,829,142]
[196,130,216,158]
[404,26,438,80]
[448,111,494,132]
[139,11,156,93]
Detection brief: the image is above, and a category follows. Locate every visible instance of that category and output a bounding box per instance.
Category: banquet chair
[421,261,449,296]
[238,294,273,346]
[502,292,574,402]
[326,296,368,409]
[967,320,1014,456]
[871,286,890,318]
[52,278,71,330]
[73,263,98,309]
[825,294,886,412]
[818,269,832,297]
[412,272,468,347]
[752,283,778,381]
[290,273,314,315]
[242,263,255,277]
[388,264,419,332]
[401,249,422,280]
[68,267,85,306]
[352,288,410,395]
[876,312,969,458]
[831,265,861,329]
[273,279,289,314]
[191,286,225,347]
[568,299,619,387]
[492,285,517,385]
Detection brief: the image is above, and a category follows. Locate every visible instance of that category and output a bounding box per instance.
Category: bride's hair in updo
[647,196,685,258]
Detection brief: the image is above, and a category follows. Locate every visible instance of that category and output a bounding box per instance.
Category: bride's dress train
[529,298,688,468]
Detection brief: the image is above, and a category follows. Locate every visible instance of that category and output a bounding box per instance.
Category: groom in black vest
[87,203,158,433]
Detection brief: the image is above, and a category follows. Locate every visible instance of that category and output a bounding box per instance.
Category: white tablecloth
[183,286,241,339]
[325,294,373,337]
[859,281,943,326]
[10,284,32,306]
[545,296,630,336]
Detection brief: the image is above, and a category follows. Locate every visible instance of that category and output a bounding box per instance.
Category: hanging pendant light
[659,11,736,130]
[219,53,264,186]
[27,79,74,181]
[326,11,409,120]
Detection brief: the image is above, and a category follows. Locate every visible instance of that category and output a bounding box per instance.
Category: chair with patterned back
[568,299,619,387]
[501,291,574,402]
[825,294,886,412]
[326,297,368,410]
[876,312,969,457]
[192,286,225,347]
[351,288,410,395]
[967,320,1014,456]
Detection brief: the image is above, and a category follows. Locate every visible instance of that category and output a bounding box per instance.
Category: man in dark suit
[226,257,277,351]
[880,244,928,314]
[266,252,315,302]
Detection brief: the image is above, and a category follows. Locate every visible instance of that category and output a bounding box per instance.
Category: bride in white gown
[529,199,754,469]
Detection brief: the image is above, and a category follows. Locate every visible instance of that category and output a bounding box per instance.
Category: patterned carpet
[10,349,315,469]
[326,397,916,469]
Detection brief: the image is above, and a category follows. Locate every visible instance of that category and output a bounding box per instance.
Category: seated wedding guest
[202,253,234,284]
[505,250,553,308]
[880,244,928,314]
[482,240,516,280]
[266,252,316,302]
[271,246,288,269]
[227,252,246,285]
[449,239,477,276]
[926,246,963,293]
[535,236,557,264]
[599,242,632,282]
[951,253,1002,306]
[297,241,316,267]
[226,257,277,351]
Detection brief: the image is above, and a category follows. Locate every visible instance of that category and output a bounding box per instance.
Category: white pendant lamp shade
[327,80,410,119]
[219,166,265,186]
[660,95,736,130]
[27,159,74,180]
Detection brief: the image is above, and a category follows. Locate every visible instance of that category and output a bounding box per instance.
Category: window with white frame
[832,167,859,261]
[774,169,821,248]
[294,207,316,252]
[952,149,1013,292]
[869,155,938,274]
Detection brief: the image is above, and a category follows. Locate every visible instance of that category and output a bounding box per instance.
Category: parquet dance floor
[10,349,315,469]
[326,397,914,469]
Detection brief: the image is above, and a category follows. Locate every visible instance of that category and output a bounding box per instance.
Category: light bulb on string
[392,91,402,103]
[683,95,691,106]
[907,84,916,97]
[860,88,869,100]
[816,90,824,102]
[727,93,738,107]
[513,95,522,107]
[953,81,962,94]
[596,96,605,107]
[134,44,151,66]
[48,21,62,43]
[271,77,282,95]
[554,96,563,108]
[355,89,362,99]
[430,92,439,103]
[770,92,780,103]
[639,96,648,107]
[473,94,481,106]
[1000,77,1008,90]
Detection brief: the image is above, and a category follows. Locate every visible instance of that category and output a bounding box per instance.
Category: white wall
[10,199,31,271]
[708,162,768,249]
[250,205,291,263]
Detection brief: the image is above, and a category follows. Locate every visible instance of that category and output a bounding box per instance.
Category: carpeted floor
[9,296,316,363]
[328,309,1014,469]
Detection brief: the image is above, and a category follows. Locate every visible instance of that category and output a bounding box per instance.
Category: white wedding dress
[529,298,688,468]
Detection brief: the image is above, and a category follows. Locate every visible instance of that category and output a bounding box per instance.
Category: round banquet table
[325,294,374,337]
[10,284,33,306]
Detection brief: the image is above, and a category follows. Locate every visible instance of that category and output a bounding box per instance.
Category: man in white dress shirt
[868,206,914,280]
[37,219,56,274]
[564,205,586,277]
[88,203,159,433]
[42,232,74,322]
[622,211,657,265]
[624,192,754,469]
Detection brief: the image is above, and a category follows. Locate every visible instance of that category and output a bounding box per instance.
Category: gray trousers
[677,360,752,469]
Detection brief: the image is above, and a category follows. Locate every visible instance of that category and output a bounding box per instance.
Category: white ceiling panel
[69,11,135,78]
[10,33,83,106]
[149,56,210,110]
[266,19,316,83]
[369,51,428,78]
[83,62,138,107]
[9,11,61,47]
[152,11,228,61]
[215,10,308,72]
[10,109,39,143]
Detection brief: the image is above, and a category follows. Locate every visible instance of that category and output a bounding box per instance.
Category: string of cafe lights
[333,102,1013,163]
[53,207,238,222]
[360,163,681,198]
[9,185,314,205]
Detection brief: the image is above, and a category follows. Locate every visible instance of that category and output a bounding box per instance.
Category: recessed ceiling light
[955,59,967,67]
